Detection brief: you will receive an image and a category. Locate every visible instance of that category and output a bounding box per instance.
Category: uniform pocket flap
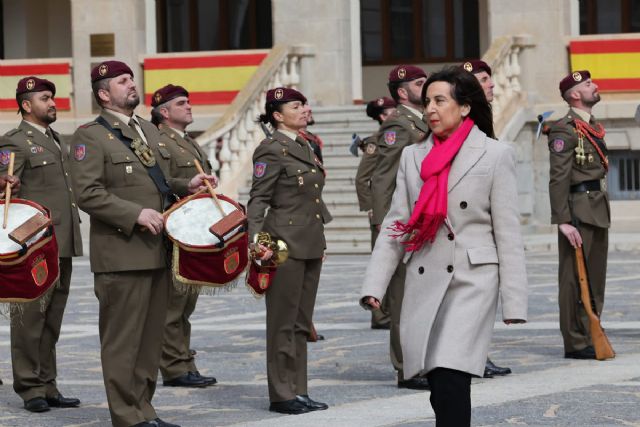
[175,157,195,167]
[157,147,171,159]
[275,213,310,226]
[28,154,57,168]
[285,165,309,176]
[110,152,134,164]
[467,246,499,265]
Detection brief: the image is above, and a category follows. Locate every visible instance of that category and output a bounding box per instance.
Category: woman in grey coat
[361,67,528,426]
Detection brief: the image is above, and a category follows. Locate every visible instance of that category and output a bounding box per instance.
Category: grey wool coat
[360,125,528,379]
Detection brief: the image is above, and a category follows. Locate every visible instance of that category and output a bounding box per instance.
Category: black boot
[484,358,512,378]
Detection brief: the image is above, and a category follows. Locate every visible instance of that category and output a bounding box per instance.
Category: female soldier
[247,87,332,415]
[360,67,528,425]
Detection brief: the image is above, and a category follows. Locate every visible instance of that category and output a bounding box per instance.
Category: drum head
[165,197,242,247]
[0,201,48,255]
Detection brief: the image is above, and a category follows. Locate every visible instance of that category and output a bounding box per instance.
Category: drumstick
[193,159,225,217]
[3,152,15,229]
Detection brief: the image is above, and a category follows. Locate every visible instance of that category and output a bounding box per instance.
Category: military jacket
[0,121,82,257]
[371,104,429,225]
[70,110,189,273]
[158,127,212,179]
[355,134,378,212]
[247,130,332,259]
[547,108,610,228]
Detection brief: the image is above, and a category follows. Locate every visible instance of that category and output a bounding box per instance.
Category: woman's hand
[361,296,380,310]
[504,319,526,325]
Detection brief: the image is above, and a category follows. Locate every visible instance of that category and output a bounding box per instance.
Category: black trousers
[427,368,472,427]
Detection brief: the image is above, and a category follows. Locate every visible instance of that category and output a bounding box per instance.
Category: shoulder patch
[384,131,396,145]
[75,144,86,161]
[551,139,565,152]
[366,143,376,155]
[0,150,11,165]
[254,162,267,178]
[5,128,20,137]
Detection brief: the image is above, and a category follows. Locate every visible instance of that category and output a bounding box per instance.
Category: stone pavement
[1,250,640,427]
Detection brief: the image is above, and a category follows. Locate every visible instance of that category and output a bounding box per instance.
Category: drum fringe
[172,275,241,296]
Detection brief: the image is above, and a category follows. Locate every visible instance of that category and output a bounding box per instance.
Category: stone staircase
[238,105,378,254]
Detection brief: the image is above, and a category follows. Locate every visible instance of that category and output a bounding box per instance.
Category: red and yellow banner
[143,52,268,106]
[570,39,640,92]
[0,62,72,110]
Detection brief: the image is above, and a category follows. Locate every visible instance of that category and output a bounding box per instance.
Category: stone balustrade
[196,44,314,197]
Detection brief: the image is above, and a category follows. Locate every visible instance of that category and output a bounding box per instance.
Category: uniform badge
[30,255,48,287]
[75,144,86,161]
[125,165,133,174]
[30,146,38,154]
[298,176,304,186]
[572,71,582,82]
[26,79,35,90]
[377,97,384,106]
[463,62,473,72]
[384,131,397,145]
[366,143,376,155]
[107,133,114,140]
[254,162,267,178]
[0,150,10,165]
[397,68,406,79]
[154,93,162,104]
[552,139,564,152]
[99,64,108,76]
[275,88,284,99]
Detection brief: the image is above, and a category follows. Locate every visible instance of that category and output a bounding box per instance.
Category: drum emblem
[30,256,48,287]
[223,248,240,274]
[258,273,270,290]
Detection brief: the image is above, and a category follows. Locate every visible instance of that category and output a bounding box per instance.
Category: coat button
[316,214,321,219]
[418,266,424,274]
[312,169,316,173]
[314,183,319,188]
[447,265,454,273]
[315,198,320,203]
[447,233,454,241]
[460,201,468,209]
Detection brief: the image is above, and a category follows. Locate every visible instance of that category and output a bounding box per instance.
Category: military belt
[570,180,600,193]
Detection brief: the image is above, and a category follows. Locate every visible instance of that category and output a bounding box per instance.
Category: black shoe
[0,378,3,385]
[46,393,80,408]
[189,349,196,356]
[398,376,430,390]
[24,397,50,413]
[192,371,217,386]
[163,372,208,388]
[484,358,512,378]
[269,399,310,414]
[565,346,596,359]
[296,394,328,411]
[153,418,181,427]
[371,322,391,330]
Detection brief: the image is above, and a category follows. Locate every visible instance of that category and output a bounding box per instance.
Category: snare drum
[164,193,249,289]
[0,198,59,303]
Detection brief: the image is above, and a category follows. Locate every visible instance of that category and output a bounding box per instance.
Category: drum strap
[96,116,176,209]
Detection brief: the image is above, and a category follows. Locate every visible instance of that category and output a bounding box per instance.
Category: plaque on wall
[90,33,115,57]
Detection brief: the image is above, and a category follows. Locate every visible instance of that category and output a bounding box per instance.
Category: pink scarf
[390,117,475,251]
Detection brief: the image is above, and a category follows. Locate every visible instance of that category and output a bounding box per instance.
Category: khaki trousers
[94,269,170,427]
[265,257,322,402]
[557,223,608,353]
[159,285,198,380]
[11,257,72,401]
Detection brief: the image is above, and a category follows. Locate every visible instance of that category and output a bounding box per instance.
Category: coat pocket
[109,152,135,185]
[467,246,499,265]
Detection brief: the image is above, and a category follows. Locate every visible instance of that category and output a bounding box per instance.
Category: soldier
[355,97,396,330]
[547,70,609,360]
[70,61,215,427]
[149,84,217,388]
[371,65,430,389]
[461,59,513,378]
[0,77,83,413]
[249,87,332,415]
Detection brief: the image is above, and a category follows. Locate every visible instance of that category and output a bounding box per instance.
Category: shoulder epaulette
[79,120,99,129]
[5,128,21,137]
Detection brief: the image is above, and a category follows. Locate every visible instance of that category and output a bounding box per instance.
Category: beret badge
[463,62,473,72]
[572,72,583,82]
[26,79,35,90]
[397,68,406,79]
[99,64,108,76]
[274,88,284,100]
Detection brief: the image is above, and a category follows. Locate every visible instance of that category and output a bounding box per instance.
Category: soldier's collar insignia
[572,72,582,82]
[463,62,473,72]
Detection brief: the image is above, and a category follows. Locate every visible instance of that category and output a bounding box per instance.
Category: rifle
[573,246,615,360]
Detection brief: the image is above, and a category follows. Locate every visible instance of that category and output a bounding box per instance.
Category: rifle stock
[574,247,615,360]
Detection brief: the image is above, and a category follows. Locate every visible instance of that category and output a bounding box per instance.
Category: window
[608,150,640,200]
[156,0,272,53]
[361,0,480,65]
[580,0,640,34]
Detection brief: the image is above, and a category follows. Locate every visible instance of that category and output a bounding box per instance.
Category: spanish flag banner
[143,52,268,106]
[570,39,640,92]
[0,62,72,110]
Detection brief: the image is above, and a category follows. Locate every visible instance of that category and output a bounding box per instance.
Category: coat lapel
[19,121,59,155]
[102,110,139,141]
[273,131,315,167]
[447,126,487,193]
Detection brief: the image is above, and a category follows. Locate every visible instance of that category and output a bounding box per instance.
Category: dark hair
[150,106,164,127]
[422,66,495,139]
[258,101,286,128]
[91,78,111,107]
[16,92,34,115]
[365,102,384,124]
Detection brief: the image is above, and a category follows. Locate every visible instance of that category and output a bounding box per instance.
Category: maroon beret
[265,87,307,104]
[559,70,591,95]
[16,76,56,97]
[151,84,189,107]
[460,60,492,76]
[91,60,134,83]
[388,65,427,83]
[370,97,396,110]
